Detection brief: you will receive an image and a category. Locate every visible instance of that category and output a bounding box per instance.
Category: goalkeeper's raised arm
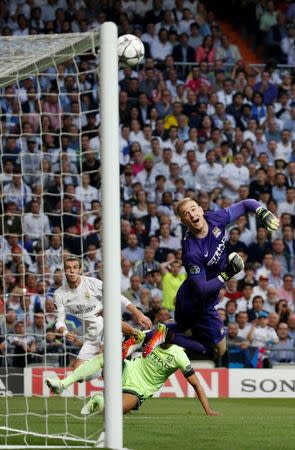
[225,199,280,232]
[54,256,152,368]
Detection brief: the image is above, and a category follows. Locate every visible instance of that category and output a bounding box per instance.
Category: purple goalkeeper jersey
[175,199,261,344]
[178,200,260,308]
[182,208,230,282]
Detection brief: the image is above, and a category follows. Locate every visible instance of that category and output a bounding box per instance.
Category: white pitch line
[126,416,295,420]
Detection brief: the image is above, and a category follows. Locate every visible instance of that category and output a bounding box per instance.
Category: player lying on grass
[131,198,280,360]
[54,256,152,369]
[46,341,220,417]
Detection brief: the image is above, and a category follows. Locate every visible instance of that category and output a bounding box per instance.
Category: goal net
[0,31,108,448]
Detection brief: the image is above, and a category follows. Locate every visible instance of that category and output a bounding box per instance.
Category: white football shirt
[54,276,131,342]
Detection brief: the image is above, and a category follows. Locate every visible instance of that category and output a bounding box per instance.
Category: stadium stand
[0,0,295,370]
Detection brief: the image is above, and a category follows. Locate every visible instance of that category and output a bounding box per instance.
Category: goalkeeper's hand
[256,206,280,232]
[219,252,244,282]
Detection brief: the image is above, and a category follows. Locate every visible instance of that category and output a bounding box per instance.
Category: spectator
[185,67,211,95]
[237,311,252,340]
[263,286,278,313]
[277,187,295,218]
[23,200,51,244]
[27,310,46,356]
[281,24,295,66]
[133,246,160,280]
[47,268,63,296]
[215,34,241,64]
[268,312,280,330]
[225,300,238,325]
[121,259,133,292]
[75,173,99,211]
[172,32,195,64]
[122,274,150,312]
[122,234,144,265]
[198,149,223,193]
[217,307,228,334]
[158,222,181,251]
[3,167,32,211]
[154,307,171,324]
[253,70,278,106]
[275,299,292,324]
[248,295,268,322]
[287,314,295,340]
[131,189,148,220]
[145,267,163,298]
[249,168,271,200]
[226,322,249,349]
[253,274,270,301]
[247,311,279,368]
[150,28,173,62]
[236,284,253,313]
[30,280,48,312]
[83,243,100,277]
[276,272,294,306]
[7,320,37,367]
[3,201,22,236]
[220,153,250,202]
[196,35,215,64]
[162,259,186,312]
[45,234,63,272]
[3,308,17,335]
[130,143,144,176]
[145,296,162,324]
[142,202,160,236]
[270,322,295,364]
[272,172,287,203]
[256,251,274,279]
[272,238,291,274]
[2,136,21,164]
[266,12,287,62]
[286,162,295,189]
[188,23,202,49]
[82,149,100,188]
[44,172,63,213]
[226,228,248,255]
[135,159,157,198]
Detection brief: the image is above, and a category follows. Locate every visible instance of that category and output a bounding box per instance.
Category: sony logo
[241,378,295,393]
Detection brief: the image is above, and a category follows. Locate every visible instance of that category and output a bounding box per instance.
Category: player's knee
[214,339,226,357]
[218,346,226,357]
[123,405,131,414]
[72,359,83,370]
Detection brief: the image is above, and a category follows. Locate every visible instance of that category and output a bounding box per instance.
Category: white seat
[272,363,295,370]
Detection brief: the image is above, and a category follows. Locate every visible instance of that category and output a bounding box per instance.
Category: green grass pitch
[0,397,295,449]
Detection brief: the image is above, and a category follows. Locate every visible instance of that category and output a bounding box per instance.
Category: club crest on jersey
[85,293,91,300]
[213,226,221,238]
[189,265,200,274]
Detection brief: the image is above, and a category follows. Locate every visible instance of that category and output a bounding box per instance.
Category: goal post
[100,22,122,450]
[0,23,123,449]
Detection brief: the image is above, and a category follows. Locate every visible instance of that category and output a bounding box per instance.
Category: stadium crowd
[1,0,295,368]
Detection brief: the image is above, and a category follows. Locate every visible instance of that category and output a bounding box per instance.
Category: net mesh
[0,32,104,448]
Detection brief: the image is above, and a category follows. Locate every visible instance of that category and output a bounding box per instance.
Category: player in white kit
[54,256,152,369]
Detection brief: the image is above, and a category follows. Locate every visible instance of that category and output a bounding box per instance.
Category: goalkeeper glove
[256,206,280,232]
[219,252,245,282]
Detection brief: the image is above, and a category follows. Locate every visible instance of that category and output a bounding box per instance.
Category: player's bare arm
[186,373,221,416]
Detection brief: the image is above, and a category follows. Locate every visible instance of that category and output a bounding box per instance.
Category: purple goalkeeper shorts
[175,281,225,345]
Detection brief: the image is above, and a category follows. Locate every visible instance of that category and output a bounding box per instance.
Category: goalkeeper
[46,338,220,417]
[136,198,279,360]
